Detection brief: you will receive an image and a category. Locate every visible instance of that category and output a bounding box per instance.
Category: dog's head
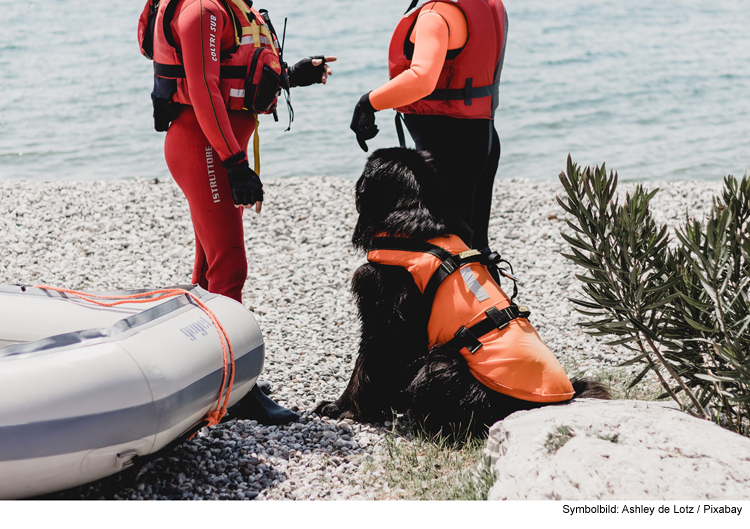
[352,148,472,251]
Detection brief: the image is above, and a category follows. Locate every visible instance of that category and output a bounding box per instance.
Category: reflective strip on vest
[460,267,490,302]
[240,35,273,47]
[230,88,246,98]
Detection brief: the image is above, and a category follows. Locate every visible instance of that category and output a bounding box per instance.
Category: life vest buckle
[440,259,458,275]
[454,326,483,354]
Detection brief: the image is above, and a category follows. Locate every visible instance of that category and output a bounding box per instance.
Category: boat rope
[31,285,235,436]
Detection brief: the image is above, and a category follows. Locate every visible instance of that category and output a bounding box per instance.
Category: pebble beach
[0,174,726,500]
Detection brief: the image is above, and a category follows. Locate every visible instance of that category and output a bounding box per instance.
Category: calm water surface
[0,0,748,182]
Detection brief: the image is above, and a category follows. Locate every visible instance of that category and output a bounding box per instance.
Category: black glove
[222,153,263,207]
[287,56,327,87]
[350,93,378,152]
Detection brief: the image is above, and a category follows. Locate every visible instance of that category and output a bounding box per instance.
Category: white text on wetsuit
[209,14,218,61]
[206,146,220,202]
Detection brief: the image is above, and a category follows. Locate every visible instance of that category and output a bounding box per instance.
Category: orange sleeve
[369,11,450,111]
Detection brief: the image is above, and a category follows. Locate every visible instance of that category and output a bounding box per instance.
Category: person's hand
[350,92,378,152]
[223,156,263,213]
[288,56,337,87]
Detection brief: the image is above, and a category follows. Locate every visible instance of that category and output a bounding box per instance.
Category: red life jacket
[138,0,283,118]
[367,235,574,403]
[388,0,508,120]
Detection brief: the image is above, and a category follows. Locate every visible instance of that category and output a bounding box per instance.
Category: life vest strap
[422,78,500,106]
[447,304,531,355]
[370,237,507,307]
[422,249,484,306]
[154,62,247,80]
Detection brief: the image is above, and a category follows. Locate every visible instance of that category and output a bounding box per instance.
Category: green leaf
[683,316,717,332]
[628,364,653,388]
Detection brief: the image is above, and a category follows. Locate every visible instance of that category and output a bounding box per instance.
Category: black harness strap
[371,237,519,308]
[448,304,531,355]
[154,62,247,79]
[422,249,484,308]
[422,78,500,105]
[395,112,407,148]
[370,237,529,353]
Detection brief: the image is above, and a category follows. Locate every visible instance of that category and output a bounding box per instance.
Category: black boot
[255,379,272,395]
[227,384,299,425]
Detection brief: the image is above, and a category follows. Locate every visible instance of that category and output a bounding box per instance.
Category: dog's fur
[315,148,609,436]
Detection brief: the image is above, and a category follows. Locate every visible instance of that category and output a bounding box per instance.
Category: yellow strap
[259,25,279,56]
[252,23,261,47]
[230,0,252,14]
[253,114,261,175]
[242,23,261,47]
[225,1,241,47]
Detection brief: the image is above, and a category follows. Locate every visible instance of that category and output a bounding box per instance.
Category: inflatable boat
[0,284,264,499]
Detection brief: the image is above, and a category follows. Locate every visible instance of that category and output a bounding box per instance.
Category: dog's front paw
[314,400,351,419]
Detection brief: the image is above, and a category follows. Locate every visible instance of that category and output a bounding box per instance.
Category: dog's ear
[354,148,423,215]
[353,148,429,249]
[353,148,472,250]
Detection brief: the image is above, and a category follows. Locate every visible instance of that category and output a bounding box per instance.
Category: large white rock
[486,399,750,500]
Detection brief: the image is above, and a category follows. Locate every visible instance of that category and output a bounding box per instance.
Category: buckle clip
[454,326,483,354]
[441,259,457,275]
[485,305,516,331]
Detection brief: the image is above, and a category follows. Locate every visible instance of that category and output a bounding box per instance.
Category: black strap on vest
[162,0,180,49]
[395,113,407,148]
[422,78,500,106]
[448,304,531,354]
[154,62,248,79]
[421,248,484,308]
[371,235,522,308]
[370,236,529,355]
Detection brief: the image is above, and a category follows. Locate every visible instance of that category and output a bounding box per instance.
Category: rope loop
[31,285,236,436]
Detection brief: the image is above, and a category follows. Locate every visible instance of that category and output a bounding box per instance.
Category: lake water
[1,0,748,182]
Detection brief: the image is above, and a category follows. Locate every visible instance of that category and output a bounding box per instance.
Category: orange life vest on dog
[367,235,574,403]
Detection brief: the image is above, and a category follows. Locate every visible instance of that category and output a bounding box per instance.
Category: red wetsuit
[163,0,255,303]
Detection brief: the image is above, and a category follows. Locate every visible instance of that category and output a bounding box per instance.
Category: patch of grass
[360,419,496,500]
[596,432,619,443]
[545,425,575,453]
[560,354,667,402]
[450,452,498,501]
[589,366,667,401]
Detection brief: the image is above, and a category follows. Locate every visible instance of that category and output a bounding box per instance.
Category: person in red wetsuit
[350,0,507,252]
[140,0,335,303]
[139,0,335,424]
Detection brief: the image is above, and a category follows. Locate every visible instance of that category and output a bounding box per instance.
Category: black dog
[315,148,608,436]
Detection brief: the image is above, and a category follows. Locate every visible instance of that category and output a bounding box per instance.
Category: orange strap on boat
[32,285,235,435]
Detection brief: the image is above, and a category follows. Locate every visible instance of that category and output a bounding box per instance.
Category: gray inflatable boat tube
[0,284,264,499]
